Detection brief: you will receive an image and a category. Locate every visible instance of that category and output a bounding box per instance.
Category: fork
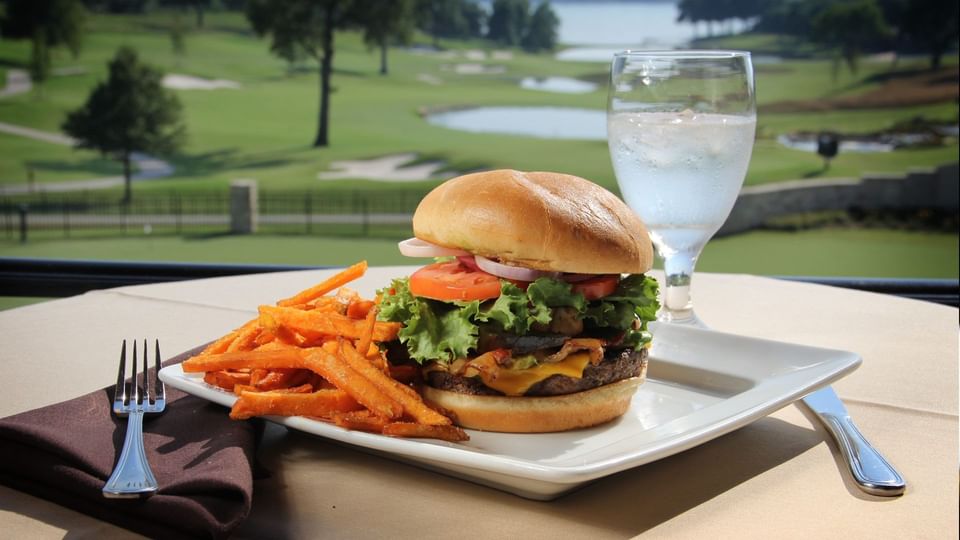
[103,339,166,498]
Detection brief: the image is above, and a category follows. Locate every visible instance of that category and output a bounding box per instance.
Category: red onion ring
[457,256,481,271]
[397,237,470,258]
[474,255,559,282]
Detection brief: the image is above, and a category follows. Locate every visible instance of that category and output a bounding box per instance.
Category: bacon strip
[543,338,605,365]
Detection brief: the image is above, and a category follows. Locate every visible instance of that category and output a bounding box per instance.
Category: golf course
[0,9,957,288]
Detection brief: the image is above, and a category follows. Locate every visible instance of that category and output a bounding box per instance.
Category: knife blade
[802,386,906,496]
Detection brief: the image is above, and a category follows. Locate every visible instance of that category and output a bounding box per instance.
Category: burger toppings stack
[378,169,660,433]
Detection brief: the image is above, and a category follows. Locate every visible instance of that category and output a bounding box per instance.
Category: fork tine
[153,340,164,402]
[131,339,139,406]
[142,339,150,404]
[115,340,127,406]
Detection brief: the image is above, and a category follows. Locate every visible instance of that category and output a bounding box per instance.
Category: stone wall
[719,162,959,236]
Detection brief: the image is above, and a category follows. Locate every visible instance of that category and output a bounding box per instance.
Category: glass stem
[660,250,699,323]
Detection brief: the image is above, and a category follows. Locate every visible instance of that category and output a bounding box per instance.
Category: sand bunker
[317,153,448,182]
[442,63,507,75]
[163,74,241,90]
[417,73,444,85]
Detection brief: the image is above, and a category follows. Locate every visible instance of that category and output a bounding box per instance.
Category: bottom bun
[421,376,645,433]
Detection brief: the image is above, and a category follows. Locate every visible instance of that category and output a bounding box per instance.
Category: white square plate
[159,322,860,500]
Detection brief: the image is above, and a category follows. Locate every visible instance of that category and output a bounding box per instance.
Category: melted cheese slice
[478,352,591,396]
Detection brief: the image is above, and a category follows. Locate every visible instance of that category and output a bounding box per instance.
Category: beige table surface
[0,266,957,539]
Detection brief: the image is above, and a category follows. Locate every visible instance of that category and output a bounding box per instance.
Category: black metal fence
[1,257,956,307]
[0,189,431,240]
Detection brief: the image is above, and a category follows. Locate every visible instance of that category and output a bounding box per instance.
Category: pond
[519,76,598,94]
[426,108,955,150]
[556,47,787,65]
[426,106,606,140]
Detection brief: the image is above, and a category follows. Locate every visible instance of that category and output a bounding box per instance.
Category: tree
[679,0,770,36]
[170,12,188,65]
[460,1,486,39]
[0,0,86,89]
[487,0,529,46]
[898,0,959,69]
[355,0,415,75]
[414,0,482,47]
[812,0,890,77]
[247,0,356,147]
[80,0,148,13]
[62,47,185,204]
[521,1,558,53]
[754,0,835,37]
[159,0,211,28]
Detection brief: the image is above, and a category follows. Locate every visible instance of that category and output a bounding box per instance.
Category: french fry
[346,299,376,320]
[340,341,451,426]
[302,348,403,420]
[270,383,315,394]
[226,320,262,352]
[258,305,401,342]
[230,388,362,420]
[249,368,269,386]
[203,370,251,391]
[331,410,389,433]
[253,368,313,391]
[200,319,255,355]
[182,348,305,373]
[191,261,469,442]
[277,261,368,307]
[383,422,469,443]
[355,304,378,359]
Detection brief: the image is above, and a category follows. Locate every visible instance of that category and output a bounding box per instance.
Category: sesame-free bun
[421,376,645,433]
[413,170,653,274]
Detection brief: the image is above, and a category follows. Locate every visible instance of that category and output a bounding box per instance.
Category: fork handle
[103,410,158,498]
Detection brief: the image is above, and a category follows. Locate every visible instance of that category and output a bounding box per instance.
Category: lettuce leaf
[378,278,479,362]
[378,273,661,363]
[476,281,534,334]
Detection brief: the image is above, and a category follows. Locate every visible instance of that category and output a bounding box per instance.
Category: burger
[378,169,659,433]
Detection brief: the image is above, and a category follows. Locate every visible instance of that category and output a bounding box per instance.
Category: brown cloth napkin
[0,349,260,539]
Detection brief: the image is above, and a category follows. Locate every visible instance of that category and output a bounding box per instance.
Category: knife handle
[819,413,906,496]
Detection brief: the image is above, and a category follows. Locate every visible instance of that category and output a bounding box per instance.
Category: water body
[427,107,606,140]
[552,1,692,48]
[428,2,773,139]
[519,76,598,94]
[549,1,760,62]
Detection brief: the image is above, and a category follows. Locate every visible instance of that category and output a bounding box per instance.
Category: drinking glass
[607,50,756,325]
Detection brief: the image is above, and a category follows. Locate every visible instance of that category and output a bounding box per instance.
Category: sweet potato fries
[181,261,468,442]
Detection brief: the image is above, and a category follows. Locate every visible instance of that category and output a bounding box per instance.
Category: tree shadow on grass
[0,58,27,70]
[168,147,308,179]
[23,157,123,178]
[825,64,958,97]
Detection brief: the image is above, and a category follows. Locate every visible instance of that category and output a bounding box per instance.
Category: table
[1,267,957,538]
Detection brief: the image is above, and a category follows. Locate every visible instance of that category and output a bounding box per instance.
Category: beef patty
[425,347,648,397]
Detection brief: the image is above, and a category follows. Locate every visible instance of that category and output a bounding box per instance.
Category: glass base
[657,307,708,329]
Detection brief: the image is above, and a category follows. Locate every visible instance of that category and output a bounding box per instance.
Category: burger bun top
[413,169,654,275]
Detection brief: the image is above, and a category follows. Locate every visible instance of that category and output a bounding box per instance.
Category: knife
[802,386,906,496]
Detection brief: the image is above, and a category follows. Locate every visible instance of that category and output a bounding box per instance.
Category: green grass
[0,11,956,197]
[0,132,121,184]
[1,227,956,278]
[0,11,956,286]
[702,229,959,278]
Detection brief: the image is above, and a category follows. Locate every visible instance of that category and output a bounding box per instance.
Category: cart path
[0,69,31,98]
[0,121,174,195]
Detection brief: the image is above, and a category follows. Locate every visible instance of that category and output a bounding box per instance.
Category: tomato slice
[571,275,619,300]
[409,261,502,301]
